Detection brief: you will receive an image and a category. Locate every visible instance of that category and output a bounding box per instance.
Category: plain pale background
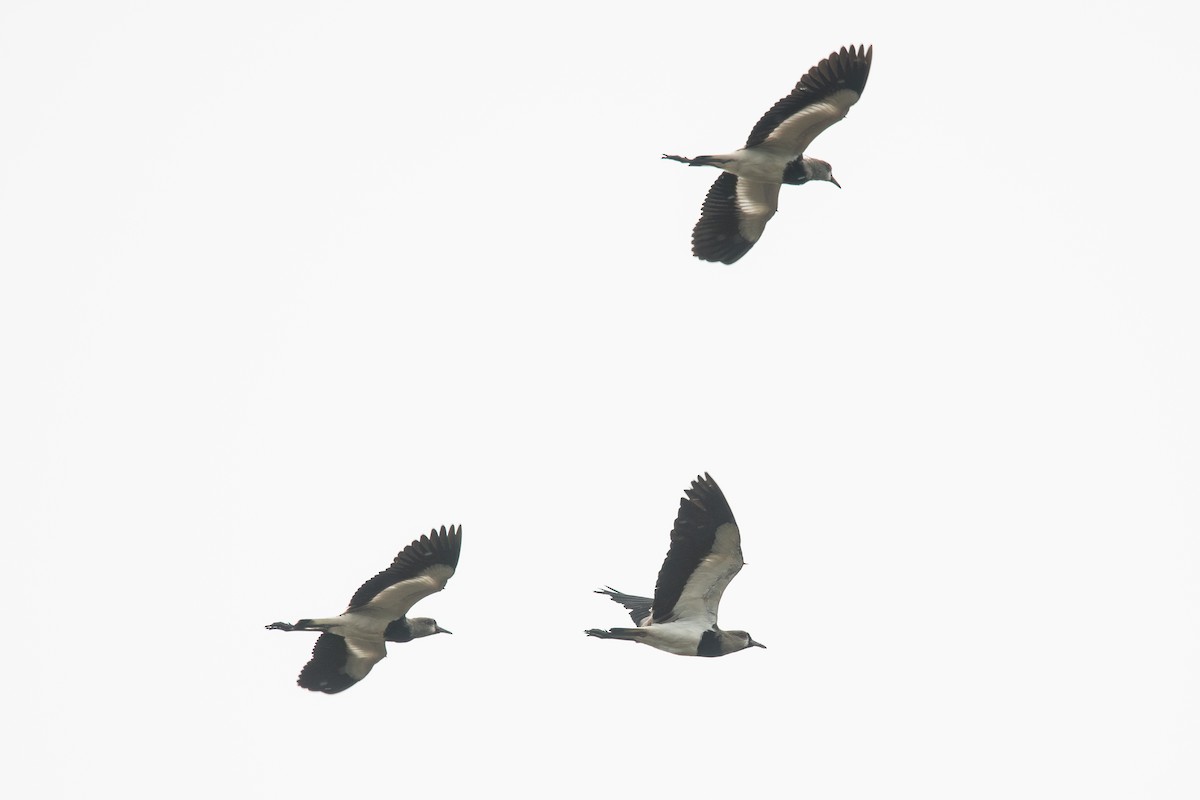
[5,2,1198,797]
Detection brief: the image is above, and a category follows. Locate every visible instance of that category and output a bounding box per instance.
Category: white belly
[717,147,791,183]
[639,620,709,656]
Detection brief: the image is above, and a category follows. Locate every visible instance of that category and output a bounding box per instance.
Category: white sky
[5,2,1198,797]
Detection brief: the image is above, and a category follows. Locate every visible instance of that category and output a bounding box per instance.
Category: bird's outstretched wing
[345,525,462,619]
[692,173,781,264]
[296,632,387,694]
[652,474,743,625]
[745,44,873,155]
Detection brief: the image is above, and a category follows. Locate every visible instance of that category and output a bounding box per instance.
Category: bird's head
[729,630,767,651]
[409,617,453,638]
[809,157,840,188]
[783,157,839,187]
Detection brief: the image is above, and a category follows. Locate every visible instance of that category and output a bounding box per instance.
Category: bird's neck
[782,157,813,185]
[384,617,414,643]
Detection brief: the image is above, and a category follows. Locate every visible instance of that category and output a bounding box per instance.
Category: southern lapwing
[266,525,461,693]
[663,44,873,264]
[585,474,765,657]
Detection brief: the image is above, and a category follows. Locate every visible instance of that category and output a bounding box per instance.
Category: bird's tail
[595,587,654,626]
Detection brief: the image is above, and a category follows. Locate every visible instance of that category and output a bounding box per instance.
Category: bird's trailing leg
[267,618,328,633]
[662,153,730,167]
[265,618,322,632]
[584,627,648,642]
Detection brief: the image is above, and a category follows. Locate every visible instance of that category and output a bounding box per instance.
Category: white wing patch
[762,88,862,156]
[735,179,781,242]
[669,522,745,627]
[341,636,388,680]
[353,564,455,620]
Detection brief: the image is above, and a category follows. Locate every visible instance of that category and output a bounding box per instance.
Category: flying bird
[663,44,873,264]
[586,474,765,657]
[266,525,461,693]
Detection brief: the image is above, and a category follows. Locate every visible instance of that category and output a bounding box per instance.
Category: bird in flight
[266,525,461,693]
[664,44,873,264]
[586,474,765,657]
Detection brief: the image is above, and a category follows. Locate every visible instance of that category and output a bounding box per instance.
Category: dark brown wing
[744,44,873,150]
[692,173,779,264]
[296,633,385,694]
[346,525,462,611]
[652,474,742,623]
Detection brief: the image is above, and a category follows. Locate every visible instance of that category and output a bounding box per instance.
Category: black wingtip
[296,634,360,694]
[683,473,736,528]
[802,43,873,99]
[411,525,462,568]
[691,172,756,265]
